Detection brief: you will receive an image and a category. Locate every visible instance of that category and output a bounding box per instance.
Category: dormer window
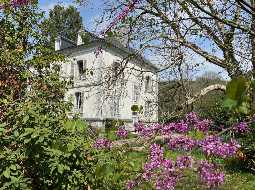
[77,60,86,80]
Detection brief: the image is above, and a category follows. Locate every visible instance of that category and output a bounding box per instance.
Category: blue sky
[38,0,230,80]
[39,0,103,30]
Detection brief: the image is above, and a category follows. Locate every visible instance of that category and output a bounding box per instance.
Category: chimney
[77,29,84,46]
[55,36,61,51]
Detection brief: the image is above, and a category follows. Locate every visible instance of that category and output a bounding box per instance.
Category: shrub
[0,3,119,189]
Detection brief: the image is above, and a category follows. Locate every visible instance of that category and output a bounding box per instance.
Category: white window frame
[74,92,83,111]
[145,76,152,92]
[77,60,87,80]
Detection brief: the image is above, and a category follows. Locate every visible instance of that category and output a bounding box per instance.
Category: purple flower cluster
[176,156,193,169]
[200,136,240,158]
[186,112,199,124]
[141,144,179,189]
[0,0,29,9]
[198,161,224,188]
[129,144,196,190]
[126,180,136,190]
[161,123,175,135]
[168,136,197,151]
[160,121,189,135]
[155,175,178,190]
[186,112,212,132]
[233,122,250,134]
[174,120,189,133]
[116,127,128,138]
[134,122,162,137]
[134,112,213,137]
[150,143,164,162]
[194,119,212,132]
[93,138,111,149]
[134,121,144,133]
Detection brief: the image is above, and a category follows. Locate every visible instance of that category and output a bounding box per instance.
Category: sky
[39,0,103,30]
[38,0,230,80]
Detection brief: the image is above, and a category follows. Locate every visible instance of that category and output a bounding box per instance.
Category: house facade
[56,31,159,129]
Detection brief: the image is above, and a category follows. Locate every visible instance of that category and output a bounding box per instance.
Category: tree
[91,0,254,78]
[0,2,98,189]
[42,5,83,48]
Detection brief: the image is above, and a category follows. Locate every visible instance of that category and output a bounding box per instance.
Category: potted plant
[131,104,139,115]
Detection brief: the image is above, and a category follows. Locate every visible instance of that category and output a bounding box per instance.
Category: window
[75,92,83,110]
[77,60,87,80]
[145,76,152,92]
[113,97,120,117]
[111,95,120,117]
[133,84,140,103]
[144,101,152,117]
[112,61,120,80]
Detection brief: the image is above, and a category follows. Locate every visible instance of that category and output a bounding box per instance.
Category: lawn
[126,150,255,190]
[101,128,255,190]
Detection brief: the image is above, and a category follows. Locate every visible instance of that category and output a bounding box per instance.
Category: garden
[1,0,255,189]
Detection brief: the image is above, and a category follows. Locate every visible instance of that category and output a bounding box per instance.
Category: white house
[55,30,159,129]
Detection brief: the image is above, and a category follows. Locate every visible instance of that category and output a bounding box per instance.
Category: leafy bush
[219,76,255,172]
[0,3,124,189]
[105,119,125,131]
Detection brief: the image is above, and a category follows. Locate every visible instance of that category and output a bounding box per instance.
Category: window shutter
[83,60,87,79]
[80,92,84,113]
[71,62,74,79]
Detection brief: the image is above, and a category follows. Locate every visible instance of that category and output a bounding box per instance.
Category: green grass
[124,148,255,190]
[100,130,255,189]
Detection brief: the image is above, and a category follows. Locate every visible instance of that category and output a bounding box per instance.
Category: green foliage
[0,3,116,189]
[131,104,139,112]
[41,5,83,48]
[159,78,225,122]
[92,148,139,190]
[226,76,248,104]
[221,76,255,172]
[105,119,125,131]
[223,76,250,114]
[131,104,143,113]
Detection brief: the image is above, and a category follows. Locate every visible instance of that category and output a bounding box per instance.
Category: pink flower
[0,0,29,9]
[116,127,128,138]
[101,0,139,35]
[233,122,250,134]
[93,138,112,149]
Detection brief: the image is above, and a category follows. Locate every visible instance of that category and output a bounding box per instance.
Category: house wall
[60,45,158,128]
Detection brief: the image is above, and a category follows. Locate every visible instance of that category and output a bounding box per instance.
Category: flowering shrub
[168,136,197,151]
[94,138,112,149]
[233,122,250,134]
[116,127,129,138]
[198,161,225,188]
[195,119,212,132]
[200,136,240,158]
[93,112,250,189]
